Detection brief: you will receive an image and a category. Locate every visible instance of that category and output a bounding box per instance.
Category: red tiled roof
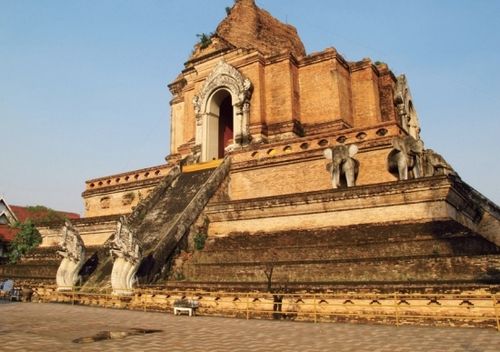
[0,224,18,242]
[9,205,80,223]
[0,206,80,243]
[0,205,80,242]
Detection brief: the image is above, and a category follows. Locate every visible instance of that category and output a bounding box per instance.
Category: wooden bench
[174,306,196,316]
[173,299,199,316]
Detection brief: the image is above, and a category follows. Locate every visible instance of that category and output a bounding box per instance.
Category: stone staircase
[180,221,500,291]
[82,158,231,288]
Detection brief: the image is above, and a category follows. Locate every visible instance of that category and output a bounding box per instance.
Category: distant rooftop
[0,199,79,242]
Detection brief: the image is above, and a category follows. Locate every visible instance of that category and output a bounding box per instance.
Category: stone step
[185,254,500,284]
[204,221,488,251]
[193,236,497,264]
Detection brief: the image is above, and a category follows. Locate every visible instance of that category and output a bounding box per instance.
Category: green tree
[193,233,208,250]
[25,205,66,223]
[8,220,42,263]
[196,33,213,49]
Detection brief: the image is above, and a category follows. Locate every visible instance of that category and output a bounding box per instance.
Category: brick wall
[168,49,400,154]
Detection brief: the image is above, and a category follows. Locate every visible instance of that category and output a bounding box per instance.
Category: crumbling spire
[215,0,306,58]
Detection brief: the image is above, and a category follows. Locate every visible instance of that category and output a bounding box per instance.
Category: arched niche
[193,60,253,162]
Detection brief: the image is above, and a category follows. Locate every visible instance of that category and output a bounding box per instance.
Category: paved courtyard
[0,301,499,352]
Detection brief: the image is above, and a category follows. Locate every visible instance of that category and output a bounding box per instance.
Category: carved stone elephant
[323,144,359,189]
[423,149,456,177]
[388,135,424,180]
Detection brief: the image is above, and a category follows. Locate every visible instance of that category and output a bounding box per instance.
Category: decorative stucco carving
[110,216,142,295]
[56,220,85,291]
[100,197,110,209]
[168,77,187,97]
[195,60,253,111]
[323,144,359,189]
[192,60,253,161]
[394,75,421,140]
[388,135,424,181]
[190,144,202,164]
[193,95,202,116]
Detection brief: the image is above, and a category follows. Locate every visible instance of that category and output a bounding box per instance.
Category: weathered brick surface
[172,52,399,153]
[169,6,402,154]
[230,157,330,199]
[83,165,173,217]
[350,61,382,128]
[84,186,156,217]
[214,0,306,59]
[228,146,396,201]
[240,61,266,125]
[378,64,397,122]
[264,59,294,124]
[187,255,500,284]
[180,221,500,286]
[298,58,340,125]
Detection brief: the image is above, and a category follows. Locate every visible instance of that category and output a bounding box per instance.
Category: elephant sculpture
[388,135,424,180]
[323,144,359,189]
[422,149,456,177]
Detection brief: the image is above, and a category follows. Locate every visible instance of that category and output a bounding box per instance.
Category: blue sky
[1,0,499,214]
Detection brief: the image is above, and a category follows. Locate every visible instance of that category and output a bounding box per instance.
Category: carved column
[240,101,251,145]
[233,103,244,146]
[195,115,203,146]
[193,95,203,148]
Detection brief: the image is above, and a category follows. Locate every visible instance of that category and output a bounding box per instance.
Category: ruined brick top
[190,0,306,61]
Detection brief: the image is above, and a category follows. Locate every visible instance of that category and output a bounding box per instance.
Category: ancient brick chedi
[4,0,499,293]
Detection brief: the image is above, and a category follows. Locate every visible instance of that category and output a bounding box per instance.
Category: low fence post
[394,293,399,327]
[493,294,499,332]
[104,289,107,309]
[246,292,250,320]
[313,294,317,323]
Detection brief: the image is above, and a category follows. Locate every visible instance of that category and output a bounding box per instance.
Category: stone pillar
[233,103,243,146]
[241,101,251,145]
[195,114,203,146]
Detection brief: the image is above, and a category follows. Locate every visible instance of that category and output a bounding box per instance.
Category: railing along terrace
[34,286,500,331]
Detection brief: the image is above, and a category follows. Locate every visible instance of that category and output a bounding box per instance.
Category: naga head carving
[58,219,84,262]
[111,216,142,263]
